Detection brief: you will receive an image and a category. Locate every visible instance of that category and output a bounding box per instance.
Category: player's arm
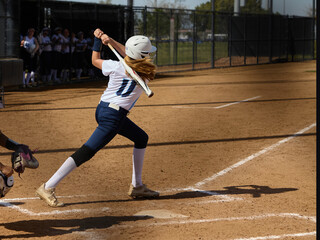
[104,36,125,57]
[33,38,40,54]
[91,28,105,70]
[91,31,103,70]
[0,131,20,151]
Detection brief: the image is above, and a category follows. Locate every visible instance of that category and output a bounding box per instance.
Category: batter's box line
[0,201,109,216]
[0,194,109,216]
[161,187,243,202]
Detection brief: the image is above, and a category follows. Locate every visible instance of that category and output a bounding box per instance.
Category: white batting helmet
[0,171,14,198]
[125,35,157,60]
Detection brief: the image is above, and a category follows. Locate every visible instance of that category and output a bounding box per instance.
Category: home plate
[134,209,188,219]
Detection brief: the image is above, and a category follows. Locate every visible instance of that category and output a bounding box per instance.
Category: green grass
[155,41,228,66]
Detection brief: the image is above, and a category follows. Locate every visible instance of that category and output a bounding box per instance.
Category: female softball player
[36,28,159,207]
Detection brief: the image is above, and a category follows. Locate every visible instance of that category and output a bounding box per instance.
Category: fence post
[155,9,159,65]
[269,14,272,63]
[257,14,260,64]
[303,17,305,61]
[192,11,196,70]
[174,11,178,65]
[244,13,247,65]
[143,6,147,35]
[211,2,215,68]
[229,13,232,67]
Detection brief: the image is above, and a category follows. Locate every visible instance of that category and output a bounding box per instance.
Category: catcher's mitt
[11,145,39,175]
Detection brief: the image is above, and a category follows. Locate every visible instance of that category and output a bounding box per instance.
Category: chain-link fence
[3,0,315,75]
[132,7,315,72]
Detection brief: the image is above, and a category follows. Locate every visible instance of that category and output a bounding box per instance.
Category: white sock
[30,71,35,82]
[45,157,77,189]
[132,148,146,187]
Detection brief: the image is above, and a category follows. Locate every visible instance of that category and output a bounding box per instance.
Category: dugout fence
[15,0,316,74]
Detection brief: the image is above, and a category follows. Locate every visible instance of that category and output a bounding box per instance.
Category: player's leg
[118,117,159,198]
[36,104,126,206]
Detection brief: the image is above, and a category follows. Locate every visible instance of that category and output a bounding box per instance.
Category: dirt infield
[0,61,316,240]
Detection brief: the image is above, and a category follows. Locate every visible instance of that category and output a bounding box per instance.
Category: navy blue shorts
[84,101,148,153]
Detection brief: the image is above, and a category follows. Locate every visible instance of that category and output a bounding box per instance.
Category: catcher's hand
[11,145,39,175]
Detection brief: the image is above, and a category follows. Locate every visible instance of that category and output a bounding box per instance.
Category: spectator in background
[21,28,39,88]
[51,27,63,83]
[86,30,95,79]
[74,31,87,81]
[70,32,78,79]
[38,27,52,84]
[61,28,71,82]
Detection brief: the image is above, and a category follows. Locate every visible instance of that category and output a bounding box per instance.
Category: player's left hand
[101,34,110,45]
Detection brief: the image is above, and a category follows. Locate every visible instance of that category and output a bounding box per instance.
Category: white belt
[108,103,120,111]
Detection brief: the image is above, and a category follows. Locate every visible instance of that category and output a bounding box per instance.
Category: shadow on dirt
[0,215,152,239]
[207,185,298,198]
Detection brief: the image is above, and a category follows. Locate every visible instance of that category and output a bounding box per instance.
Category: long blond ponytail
[124,56,156,81]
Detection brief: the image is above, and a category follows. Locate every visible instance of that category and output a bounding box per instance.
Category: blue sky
[58,0,315,17]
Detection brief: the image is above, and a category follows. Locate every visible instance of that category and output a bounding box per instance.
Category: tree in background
[145,0,186,9]
[99,0,112,4]
[195,0,268,14]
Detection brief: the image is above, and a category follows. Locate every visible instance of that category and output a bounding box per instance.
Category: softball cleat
[128,184,159,199]
[36,183,64,207]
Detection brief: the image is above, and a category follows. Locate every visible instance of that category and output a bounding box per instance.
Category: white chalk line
[0,201,109,216]
[118,212,316,227]
[0,194,109,216]
[1,123,316,219]
[193,122,316,188]
[161,123,316,204]
[233,231,316,240]
[1,194,93,202]
[172,96,261,109]
[214,96,261,109]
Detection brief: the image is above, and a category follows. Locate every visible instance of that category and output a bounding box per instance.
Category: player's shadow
[205,185,298,198]
[156,185,298,199]
[64,185,298,207]
[0,215,152,239]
